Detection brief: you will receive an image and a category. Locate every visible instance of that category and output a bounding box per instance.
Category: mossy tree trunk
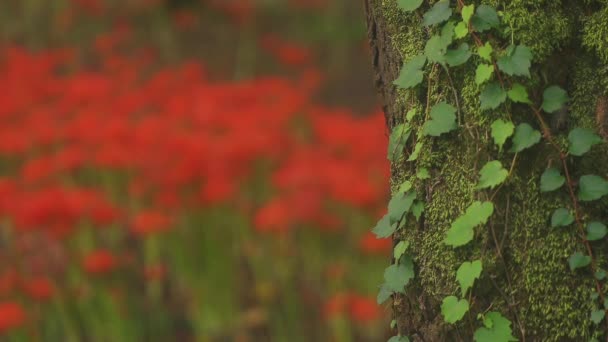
[365,1,608,341]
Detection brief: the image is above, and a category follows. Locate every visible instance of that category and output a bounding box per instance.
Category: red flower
[0,302,25,334]
[21,276,54,301]
[254,198,292,234]
[348,294,382,323]
[83,250,116,274]
[359,232,392,255]
[131,210,171,236]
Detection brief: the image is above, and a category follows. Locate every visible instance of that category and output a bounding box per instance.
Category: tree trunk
[365,1,608,341]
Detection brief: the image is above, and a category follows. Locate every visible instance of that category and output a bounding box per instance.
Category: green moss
[377,0,608,340]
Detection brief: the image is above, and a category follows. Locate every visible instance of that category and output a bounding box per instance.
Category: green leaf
[454,22,468,39]
[541,86,569,113]
[377,284,392,304]
[476,160,508,190]
[595,270,607,280]
[372,214,395,238]
[491,119,515,152]
[384,257,415,293]
[393,241,410,260]
[422,102,457,136]
[444,201,494,247]
[591,310,605,325]
[445,43,472,67]
[551,208,574,227]
[441,296,469,324]
[586,222,607,241]
[540,168,565,192]
[388,123,411,162]
[471,4,500,32]
[408,141,423,161]
[387,336,410,342]
[507,83,531,104]
[568,128,602,156]
[394,55,427,90]
[510,123,541,153]
[397,0,423,12]
[480,82,507,110]
[478,42,493,62]
[422,1,452,26]
[417,167,430,180]
[398,180,412,193]
[475,64,494,85]
[406,108,417,121]
[440,21,455,46]
[388,191,417,225]
[497,45,533,77]
[462,4,475,23]
[474,312,518,342]
[424,35,448,65]
[578,175,608,202]
[568,252,591,271]
[456,260,482,297]
[412,201,424,221]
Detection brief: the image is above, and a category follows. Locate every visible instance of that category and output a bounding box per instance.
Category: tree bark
[365,1,608,341]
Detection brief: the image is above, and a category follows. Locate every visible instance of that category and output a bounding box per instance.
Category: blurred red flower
[131,210,172,236]
[0,302,25,334]
[21,276,54,301]
[359,232,391,255]
[348,294,382,323]
[83,250,117,274]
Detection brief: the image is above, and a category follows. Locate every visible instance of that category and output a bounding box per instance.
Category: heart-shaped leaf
[578,175,608,201]
[475,64,494,85]
[569,252,591,271]
[540,168,565,192]
[422,102,457,136]
[441,296,469,324]
[491,119,514,152]
[497,45,533,77]
[478,42,493,62]
[587,222,607,241]
[568,127,602,156]
[480,82,507,110]
[445,201,494,247]
[551,208,574,228]
[471,5,500,32]
[384,257,415,293]
[422,1,452,26]
[388,191,417,225]
[456,260,482,297]
[372,214,395,238]
[510,123,541,153]
[541,86,569,113]
[394,55,427,90]
[476,160,508,189]
[397,0,423,12]
[474,312,518,342]
[445,43,472,67]
[507,83,532,104]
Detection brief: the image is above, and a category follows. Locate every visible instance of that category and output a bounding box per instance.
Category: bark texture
[366,1,608,341]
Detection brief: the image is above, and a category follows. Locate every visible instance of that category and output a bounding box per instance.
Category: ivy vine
[374,1,608,341]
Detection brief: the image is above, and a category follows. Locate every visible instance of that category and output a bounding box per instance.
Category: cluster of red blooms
[0,6,389,337]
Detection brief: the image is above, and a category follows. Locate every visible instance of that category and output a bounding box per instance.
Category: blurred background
[0,0,392,341]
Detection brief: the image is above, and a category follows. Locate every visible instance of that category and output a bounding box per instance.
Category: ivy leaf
[372,214,395,238]
[568,128,602,156]
[596,270,607,280]
[388,191,417,225]
[462,4,475,23]
[388,336,410,342]
[441,296,469,324]
[412,201,424,221]
[387,123,411,162]
[471,4,500,32]
[491,119,515,152]
[424,35,448,65]
[551,208,574,228]
[591,310,605,325]
[510,123,541,153]
[480,82,507,110]
[507,83,532,104]
[422,102,457,136]
[384,257,415,293]
[476,160,508,190]
[478,42,493,62]
[454,22,468,39]
[540,168,565,192]
[445,43,472,67]
[440,21,455,46]
[456,260,482,297]
[422,1,452,26]
[569,252,591,271]
[397,0,423,12]
[475,64,494,86]
[444,201,494,247]
[377,284,392,304]
[541,86,569,113]
[417,167,430,179]
[408,141,423,161]
[578,175,608,202]
[474,312,518,342]
[497,45,533,77]
[393,241,410,260]
[394,55,427,90]
[586,222,607,241]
